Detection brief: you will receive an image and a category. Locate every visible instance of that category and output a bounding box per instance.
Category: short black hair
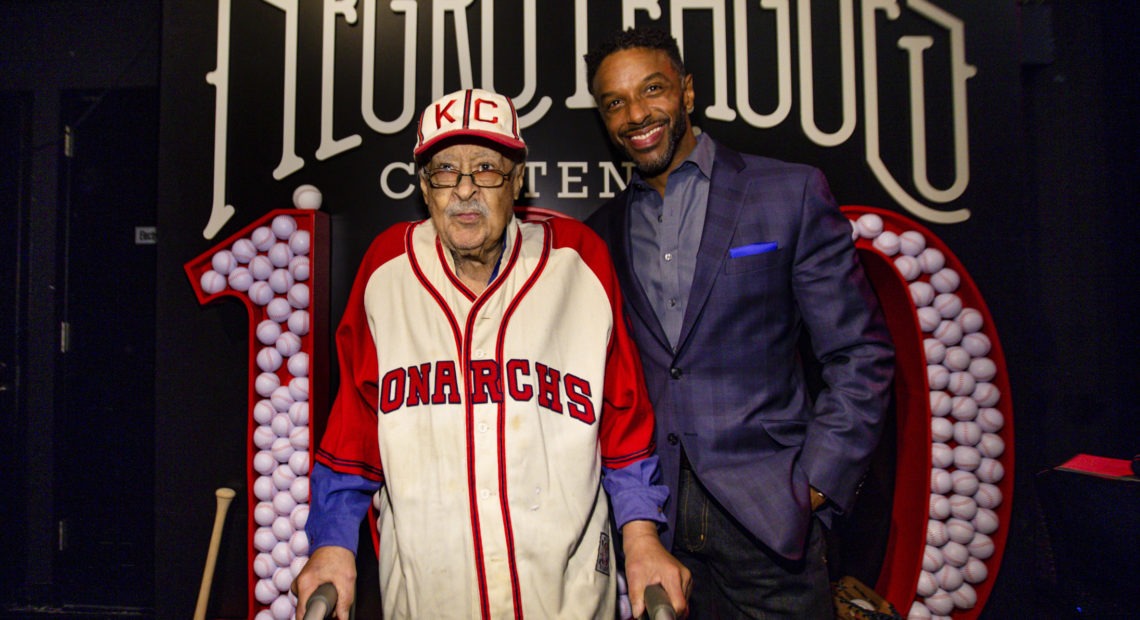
[584,26,686,95]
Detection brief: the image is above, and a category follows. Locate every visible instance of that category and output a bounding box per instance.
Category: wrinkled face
[591,47,696,181]
[420,143,524,259]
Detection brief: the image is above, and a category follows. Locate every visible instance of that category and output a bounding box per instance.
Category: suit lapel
[676,143,750,354]
[609,190,673,352]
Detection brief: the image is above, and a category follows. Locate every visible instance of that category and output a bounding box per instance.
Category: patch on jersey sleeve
[595,531,611,575]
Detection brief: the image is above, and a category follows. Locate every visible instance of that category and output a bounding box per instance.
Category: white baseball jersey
[316,215,656,619]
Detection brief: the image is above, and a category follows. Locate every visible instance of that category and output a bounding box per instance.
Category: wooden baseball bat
[193,487,237,620]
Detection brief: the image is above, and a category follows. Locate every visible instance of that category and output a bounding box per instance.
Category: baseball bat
[303,582,339,620]
[639,583,676,620]
[193,487,237,620]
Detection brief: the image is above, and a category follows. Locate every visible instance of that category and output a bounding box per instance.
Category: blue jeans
[672,467,833,619]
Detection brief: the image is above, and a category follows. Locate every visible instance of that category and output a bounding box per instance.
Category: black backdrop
[153,1,1127,617]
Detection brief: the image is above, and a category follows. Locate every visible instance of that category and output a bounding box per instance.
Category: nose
[453,173,479,200]
[626,96,651,125]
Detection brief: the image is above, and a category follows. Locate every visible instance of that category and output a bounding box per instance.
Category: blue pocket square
[729,241,778,258]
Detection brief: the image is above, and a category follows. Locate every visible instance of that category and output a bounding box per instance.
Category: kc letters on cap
[414,88,527,159]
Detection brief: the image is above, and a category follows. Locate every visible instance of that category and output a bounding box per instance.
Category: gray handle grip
[640,583,676,620]
[303,582,338,620]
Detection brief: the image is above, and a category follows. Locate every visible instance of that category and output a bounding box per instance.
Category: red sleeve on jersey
[315,222,414,482]
[548,218,656,469]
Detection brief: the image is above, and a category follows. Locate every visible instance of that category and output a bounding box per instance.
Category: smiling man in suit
[584,27,895,618]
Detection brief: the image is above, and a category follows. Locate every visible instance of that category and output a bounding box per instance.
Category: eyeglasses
[424,166,516,189]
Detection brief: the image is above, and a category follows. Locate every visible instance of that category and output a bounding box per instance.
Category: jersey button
[670,367,683,379]
[666,433,679,445]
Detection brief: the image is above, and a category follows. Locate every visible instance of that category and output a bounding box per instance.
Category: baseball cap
[413,88,527,160]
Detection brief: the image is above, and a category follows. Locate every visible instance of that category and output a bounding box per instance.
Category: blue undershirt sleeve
[602,455,669,530]
[305,462,383,555]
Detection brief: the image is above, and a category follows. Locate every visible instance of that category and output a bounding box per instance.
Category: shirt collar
[630,132,715,192]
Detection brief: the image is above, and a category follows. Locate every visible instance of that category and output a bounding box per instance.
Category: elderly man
[293,88,689,619]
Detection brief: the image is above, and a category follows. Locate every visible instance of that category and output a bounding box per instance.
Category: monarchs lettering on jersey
[378,358,596,424]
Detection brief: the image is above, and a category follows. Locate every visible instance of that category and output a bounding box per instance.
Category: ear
[511,163,526,201]
[682,73,695,114]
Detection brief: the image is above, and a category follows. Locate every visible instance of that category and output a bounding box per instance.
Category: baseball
[270,385,294,413]
[287,351,310,377]
[962,556,988,584]
[232,238,258,263]
[257,319,282,345]
[254,526,277,552]
[930,390,952,417]
[908,601,933,620]
[931,442,954,469]
[899,230,927,255]
[291,556,308,579]
[942,346,971,371]
[918,307,942,332]
[267,297,292,323]
[254,578,278,604]
[974,483,1003,510]
[248,281,274,306]
[290,503,310,531]
[856,213,884,238]
[211,249,238,275]
[927,365,950,391]
[918,248,946,274]
[948,582,977,609]
[953,445,981,471]
[951,470,980,496]
[273,490,297,516]
[972,382,1001,408]
[293,184,323,210]
[272,462,297,490]
[227,266,253,292]
[288,449,310,476]
[957,307,984,333]
[288,377,309,403]
[257,347,283,373]
[931,468,952,494]
[287,282,311,309]
[272,437,296,463]
[910,281,936,307]
[949,396,978,422]
[289,255,311,281]
[290,529,310,556]
[254,425,277,450]
[272,214,298,239]
[895,254,922,281]
[255,502,277,527]
[926,519,949,546]
[942,539,970,566]
[936,563,963,591]
[288,309,311,337]
[932,417,954,442]
[923,545,945,572]
[288,401,310,427]
[929,268,960,293]
[269,242,293,269]
[873,230,901,255]
[290,475,310,503]
[976,458,1005,484]
[289,425,309,451]
[978,432,1005,458]
[271,540,294,567]
[930,493,951,520]
[934,320,963,346]
[946,371,976,397]
[254,475,276,501]
[976,409,1005,434]
[924,590,954,616]
[268,269,295,296]
[953,420,982,446]
[272,515,294,541]
[949,494,978,520]
[968,357,997,382]
[276,331,302,358]
[249,254,274,281]
[967,533,995,560]
[961,332,992,357]
[916,570,938,597]
[254,552,276,578]
[946,519,976,546]
[289,229,311,256]
[270,595,295,620]
[254,399,276,425]
[253,448,277,474]
[200,270,227,295]
[972,508,1000,535]
[272,566,294,593]
[252,226,276,251]
[924,338,947,364]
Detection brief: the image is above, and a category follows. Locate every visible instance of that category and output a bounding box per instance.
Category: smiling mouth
[624,123,665,150]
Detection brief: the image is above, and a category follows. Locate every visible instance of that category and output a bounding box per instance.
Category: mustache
[445,200,490,217]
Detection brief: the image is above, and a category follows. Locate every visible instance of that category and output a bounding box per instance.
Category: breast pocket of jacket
[724,241,783,275]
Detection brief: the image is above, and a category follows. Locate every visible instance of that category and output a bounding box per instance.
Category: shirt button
[667,433,679,445]
[668,298,677,308]
[664,252,673,262]
[670,367,683,379]
[657,214,663,223]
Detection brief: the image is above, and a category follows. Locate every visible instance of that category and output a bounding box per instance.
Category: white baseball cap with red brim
[413,88,527,160]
